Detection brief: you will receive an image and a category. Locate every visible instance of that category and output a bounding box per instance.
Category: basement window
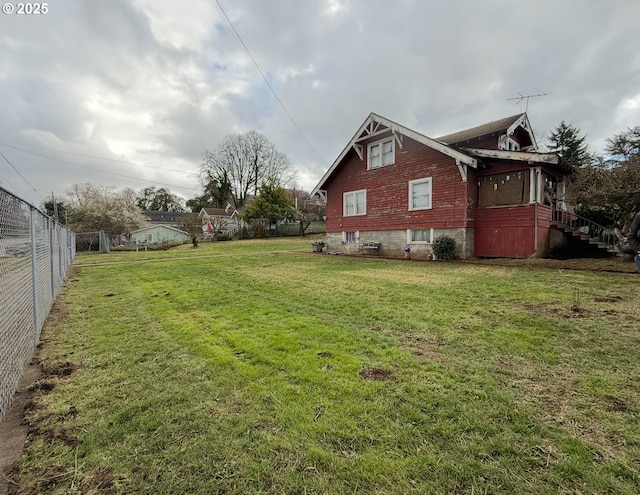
[342,231,359,243]
[407,228,433,244]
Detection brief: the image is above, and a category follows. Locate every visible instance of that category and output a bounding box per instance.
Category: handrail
[551,205,618,252]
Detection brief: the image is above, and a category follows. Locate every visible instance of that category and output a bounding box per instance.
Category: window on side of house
[343,189,366,216]
[407,228,433,244]
[144,233,153,242]
[342,231,359,243]
[408,178,432,210]
[368,137,395,169]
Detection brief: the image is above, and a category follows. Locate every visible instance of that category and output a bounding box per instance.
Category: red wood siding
[474,204,551,258]
[324,134,471,233]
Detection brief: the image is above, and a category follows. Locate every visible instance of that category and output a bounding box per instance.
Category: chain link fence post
[0,187,76,421]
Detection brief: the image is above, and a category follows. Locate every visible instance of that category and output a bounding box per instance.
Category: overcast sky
[1,0,639,208]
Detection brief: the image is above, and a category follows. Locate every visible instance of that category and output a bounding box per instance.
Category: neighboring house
[130,224,190,245]
[142,210,190,229]
[311,112,577,259]
[197,207,239,237]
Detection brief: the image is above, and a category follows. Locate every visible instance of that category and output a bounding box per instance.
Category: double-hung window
[343,189,366,216]
[368,138,394,169]
[408,178,432,210]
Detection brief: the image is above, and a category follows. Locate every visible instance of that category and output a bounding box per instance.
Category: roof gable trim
[311,113,476,195]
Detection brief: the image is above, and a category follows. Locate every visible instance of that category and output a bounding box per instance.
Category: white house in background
[197,207,241,237]
[142,210,190,229]
[130,224,190,245]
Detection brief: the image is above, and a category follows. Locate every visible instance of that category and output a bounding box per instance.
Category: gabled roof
[142,210,190,223]
[200,207,229,217]
[437,113,538,150]
[311,113,478,196]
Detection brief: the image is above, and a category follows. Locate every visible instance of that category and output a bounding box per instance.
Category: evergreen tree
[548,121,589,167]
[243,181,296,225]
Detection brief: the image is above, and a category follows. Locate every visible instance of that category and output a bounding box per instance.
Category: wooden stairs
[550,209,620,256]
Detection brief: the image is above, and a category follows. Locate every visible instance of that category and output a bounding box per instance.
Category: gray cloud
[0,0,638,207]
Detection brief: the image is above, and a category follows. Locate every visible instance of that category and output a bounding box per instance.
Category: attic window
[499,135,520,151]
[368,137,394,169]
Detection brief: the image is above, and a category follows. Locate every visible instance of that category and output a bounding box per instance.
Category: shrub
[432,235,457,260]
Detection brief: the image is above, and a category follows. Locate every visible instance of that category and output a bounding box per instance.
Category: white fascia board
[462,148,559,164]
[311,113,378,197]
[310,113,477,195]
[507,114,538,151]
[370,114,477,168]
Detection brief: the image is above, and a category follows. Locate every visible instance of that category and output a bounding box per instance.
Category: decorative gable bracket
[456,160,468,182]
[393,131,403,149]
[353,143,364,161]
[316,189,327,204]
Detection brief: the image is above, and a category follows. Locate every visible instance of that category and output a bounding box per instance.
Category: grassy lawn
[9,237,640,494]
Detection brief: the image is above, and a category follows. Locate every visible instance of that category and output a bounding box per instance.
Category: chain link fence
[0,187,75,421]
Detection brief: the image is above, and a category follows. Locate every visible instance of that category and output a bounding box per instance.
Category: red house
[311,112,576,259]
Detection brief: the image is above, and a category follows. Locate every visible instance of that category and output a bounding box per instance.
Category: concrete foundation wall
[326,228,474,259]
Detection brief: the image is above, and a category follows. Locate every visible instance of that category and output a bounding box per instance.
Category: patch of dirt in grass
[522,299,631,319]
[41,361,76,378]
[359,368,392,381]
[7,464,70,495]
[81,466,120,494]
[603,395,628,412]
[396,335,445,362]
[317,352,332,358]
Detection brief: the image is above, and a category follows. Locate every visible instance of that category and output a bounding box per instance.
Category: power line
[0,150,43,201]
[215,0,327,166]
[0,171,20,194]
[0,143,201,193]
[0,139,198,177]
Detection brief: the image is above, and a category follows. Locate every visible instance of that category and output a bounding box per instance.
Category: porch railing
[551,206,619,253]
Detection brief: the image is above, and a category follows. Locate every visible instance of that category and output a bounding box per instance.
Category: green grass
[11,237,640,494]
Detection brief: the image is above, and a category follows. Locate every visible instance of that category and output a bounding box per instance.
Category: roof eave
[311,113,477,196]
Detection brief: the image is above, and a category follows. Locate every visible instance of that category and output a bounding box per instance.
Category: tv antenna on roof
[508,92,547,112]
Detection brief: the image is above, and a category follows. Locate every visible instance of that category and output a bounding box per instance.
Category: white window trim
[368,137,395,170]
[343,189,367,217]
[408,177,433,211]
[499,135,520,151]
[406,228,434,245]
[342,231,360,243]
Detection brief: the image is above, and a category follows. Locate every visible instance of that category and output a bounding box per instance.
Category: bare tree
[201,131,293,208]
[182,213,203,247]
